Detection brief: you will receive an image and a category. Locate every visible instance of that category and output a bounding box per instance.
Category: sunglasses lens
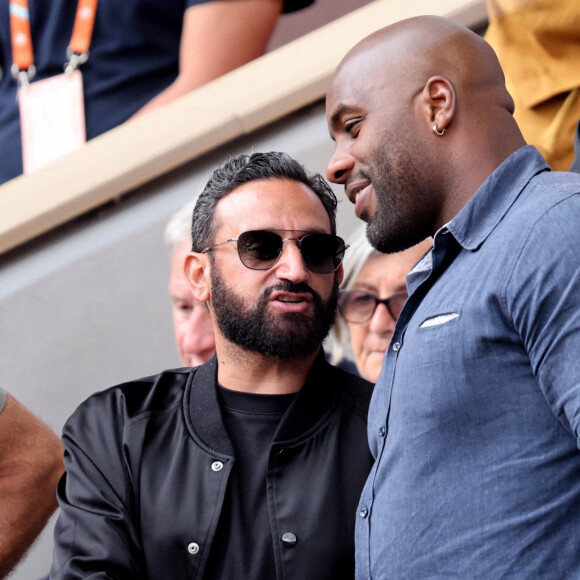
[339,290,376,322]
[237,231,282,270]
[301,234,345,274]
[235,231,345,273]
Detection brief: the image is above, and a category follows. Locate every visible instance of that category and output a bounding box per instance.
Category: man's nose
[368,303,396,337]
[274,241,309,283]
[326,144,354,184]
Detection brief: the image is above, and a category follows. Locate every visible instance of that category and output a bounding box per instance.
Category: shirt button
[392,342,401,352]
[187,542,200,555]
[379,426,386,437]
[281,532,297,548]
[211,461,223,472]
[359,506,369,518]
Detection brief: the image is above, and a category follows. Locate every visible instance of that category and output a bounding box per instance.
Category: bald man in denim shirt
[326,15,580,579]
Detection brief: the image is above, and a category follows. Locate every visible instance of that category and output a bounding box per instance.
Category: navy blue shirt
[0,0,313,184]
[356,146,580,579]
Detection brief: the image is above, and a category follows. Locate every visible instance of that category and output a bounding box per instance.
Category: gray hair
[164,199,198,255]
[191,151,338,252]
[329,225,380,365]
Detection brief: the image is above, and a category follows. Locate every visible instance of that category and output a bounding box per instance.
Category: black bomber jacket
[51,352,374,579]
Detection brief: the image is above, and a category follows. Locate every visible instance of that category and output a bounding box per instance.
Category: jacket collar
[185,350,342,456]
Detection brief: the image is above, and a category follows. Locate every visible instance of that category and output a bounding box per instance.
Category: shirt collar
[445,145,550,251]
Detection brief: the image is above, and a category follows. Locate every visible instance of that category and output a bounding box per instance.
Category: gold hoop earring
[433,124,446,136]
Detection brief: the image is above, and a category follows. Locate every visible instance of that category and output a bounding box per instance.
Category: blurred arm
[135,0,284,116]
[0,393,64,577]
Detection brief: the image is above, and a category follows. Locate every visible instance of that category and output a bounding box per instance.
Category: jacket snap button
[281,532,297,548]
[211,461,223,472]
[187,542,199,555]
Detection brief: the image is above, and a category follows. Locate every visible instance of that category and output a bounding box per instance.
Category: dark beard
[210,263,339,361]
[365,141,434,254]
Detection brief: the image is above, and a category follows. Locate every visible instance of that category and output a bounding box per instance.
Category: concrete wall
[1,100,362,579]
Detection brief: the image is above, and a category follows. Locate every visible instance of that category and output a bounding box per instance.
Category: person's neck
[435,138,526,231]
[215,341,319,394]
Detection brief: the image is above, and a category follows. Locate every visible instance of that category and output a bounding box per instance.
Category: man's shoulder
[492,147,580,217]
[66,367,196,430]
[521,169,580,213]
[532,169,580,195]
[507,169,580,239]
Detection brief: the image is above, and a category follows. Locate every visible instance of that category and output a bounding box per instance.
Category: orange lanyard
[9,0,98,84]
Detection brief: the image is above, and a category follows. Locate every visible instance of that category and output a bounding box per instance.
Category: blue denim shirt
[356,146,580,579]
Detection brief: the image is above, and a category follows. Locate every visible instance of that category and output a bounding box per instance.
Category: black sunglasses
[338,289,408,323]
[201,230,347,274]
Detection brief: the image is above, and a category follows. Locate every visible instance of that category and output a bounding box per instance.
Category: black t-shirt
[204,385,296,580]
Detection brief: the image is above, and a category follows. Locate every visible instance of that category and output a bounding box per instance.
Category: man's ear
[417,75,456,133]
[184,252,210,302]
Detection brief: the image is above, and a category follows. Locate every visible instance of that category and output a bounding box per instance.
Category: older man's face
[169,238,216,366]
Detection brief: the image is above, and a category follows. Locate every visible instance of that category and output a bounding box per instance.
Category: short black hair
[191,151,338,252]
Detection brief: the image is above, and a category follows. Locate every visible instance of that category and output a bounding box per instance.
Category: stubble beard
[365,140,434,254]
[210,260,339,361]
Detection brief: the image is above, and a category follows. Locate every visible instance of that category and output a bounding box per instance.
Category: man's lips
[346,180,372,218]
[269,291,313,313]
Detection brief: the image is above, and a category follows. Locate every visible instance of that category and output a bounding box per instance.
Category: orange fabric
[485,0,580,170]
[9,0,33,71]
[69,0,99,55]
[9,0,98,73]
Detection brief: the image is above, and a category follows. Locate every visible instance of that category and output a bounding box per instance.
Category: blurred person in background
[165,200,216,367]
[330,226,431,382]
[0,0,313,184]
[0,388,63,578]
[485,0,580,171]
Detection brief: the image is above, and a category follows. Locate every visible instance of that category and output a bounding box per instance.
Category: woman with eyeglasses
[330,226,432,383]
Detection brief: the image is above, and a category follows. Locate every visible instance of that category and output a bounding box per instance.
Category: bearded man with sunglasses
[50,151,374,580]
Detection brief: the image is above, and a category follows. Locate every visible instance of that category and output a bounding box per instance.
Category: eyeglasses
[201,230,348,274]
[338,289,408,323]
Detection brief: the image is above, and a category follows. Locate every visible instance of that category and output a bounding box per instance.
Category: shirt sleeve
[505,192,580,445]
[50,394,143,579]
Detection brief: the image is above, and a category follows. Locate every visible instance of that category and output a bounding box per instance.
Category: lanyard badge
[9,0,98,174]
